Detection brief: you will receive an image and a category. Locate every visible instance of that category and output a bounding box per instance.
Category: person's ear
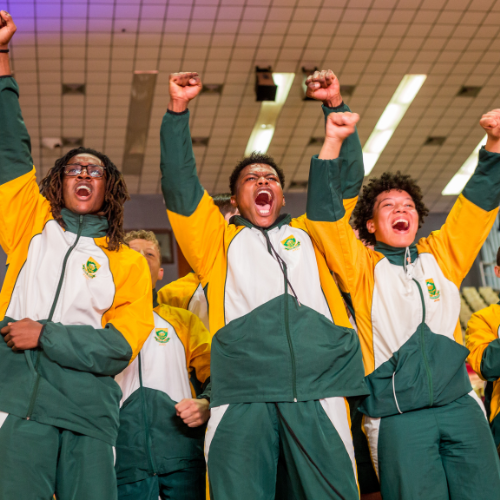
[366,219,376,234]
[494,266,500,279]
[230,194,237,208]
[157,267,164,282]
[282,195,286,207]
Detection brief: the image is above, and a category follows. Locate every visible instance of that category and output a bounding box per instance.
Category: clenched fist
[168,72,202,113]
[175,398,210,427]
[1,318,43,351]
[480,109,500,154]
[326,111,360,142]
[0,11,16,49]
[306,69,342,108]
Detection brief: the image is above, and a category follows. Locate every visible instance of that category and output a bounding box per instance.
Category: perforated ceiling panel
[5,0,500,212]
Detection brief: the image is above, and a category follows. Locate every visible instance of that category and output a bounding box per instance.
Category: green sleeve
[0,76,33,185]
[322,103,364,199]
[39,322,133,376]
[198,378,211,403]
[160,109,204,216]
[462,147,500,211]
[197,377,211,402]
[480,339,500,381]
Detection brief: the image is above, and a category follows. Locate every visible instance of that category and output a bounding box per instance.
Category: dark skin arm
[1,318,43,351]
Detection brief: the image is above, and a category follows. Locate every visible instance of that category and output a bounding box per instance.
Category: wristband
[0,49,9,53]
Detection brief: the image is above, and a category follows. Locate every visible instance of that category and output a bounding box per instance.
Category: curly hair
[352,171,429,246]
[229,152,285,195]
[39,147,130,251]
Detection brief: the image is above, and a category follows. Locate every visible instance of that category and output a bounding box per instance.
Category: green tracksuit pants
[117,467,206,500]
[364,393,500,500]
[0,412,116,500]
[205,399,359,500]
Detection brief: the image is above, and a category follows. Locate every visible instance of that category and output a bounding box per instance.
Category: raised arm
[0,12,50,255]
[301,70,372,295]
[418,109,500,287]
[161,73,226,282]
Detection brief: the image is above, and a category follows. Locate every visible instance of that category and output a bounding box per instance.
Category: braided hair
[39,147,130,251]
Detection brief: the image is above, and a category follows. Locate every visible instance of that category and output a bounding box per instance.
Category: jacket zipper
[283,263,298,402]
[412,278,434,407]
[26,215,84,420]
[260,229,298,402]
[138,353,157,475]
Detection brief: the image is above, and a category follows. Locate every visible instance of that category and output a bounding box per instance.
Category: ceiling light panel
[442,135,487,196]
[362,74,427,176]
[245,73,295,157]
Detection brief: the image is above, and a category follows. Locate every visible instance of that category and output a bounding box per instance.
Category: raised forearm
[0,52,11,76]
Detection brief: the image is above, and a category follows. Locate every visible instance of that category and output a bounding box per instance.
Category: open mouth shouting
[392,218,410,233]
[75,182,93,201]
[254,189,274,216]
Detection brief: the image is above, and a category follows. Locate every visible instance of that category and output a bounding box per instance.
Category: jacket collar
[229,213,291,231]
[61,208,109,238]
[374,241,418,267]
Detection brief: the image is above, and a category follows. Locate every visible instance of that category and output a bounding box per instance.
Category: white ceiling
[5,0,500,212]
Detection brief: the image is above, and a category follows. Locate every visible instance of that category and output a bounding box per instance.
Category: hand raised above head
[480,109,500,139]
[325,111,360,142]
[0,10,16,48]
[168,72,202,112]
[305,69,342,107]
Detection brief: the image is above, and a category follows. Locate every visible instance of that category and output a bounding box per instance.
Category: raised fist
[480,109,500,141]
[325,111,359,142]
[306,69,342,107]
[0,11,16,48]
[169,72,202,104]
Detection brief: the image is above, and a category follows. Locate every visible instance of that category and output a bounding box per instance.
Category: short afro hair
[229,152,285,195]
[352,171,429,246]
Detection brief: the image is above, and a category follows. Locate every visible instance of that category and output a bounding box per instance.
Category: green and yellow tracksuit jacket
[160,105,368,408]
[0,76,154,445]
[158,273,209,331]
[305,128,500,418]
[467,302,500,447]
[115,295,211,484]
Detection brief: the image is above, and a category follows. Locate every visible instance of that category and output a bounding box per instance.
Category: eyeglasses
[64,164,106,178]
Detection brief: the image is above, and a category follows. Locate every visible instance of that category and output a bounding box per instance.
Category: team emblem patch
[82,257,101,279]
[281,235,301,251]
[426,279,441,301]
[155,329,170,344]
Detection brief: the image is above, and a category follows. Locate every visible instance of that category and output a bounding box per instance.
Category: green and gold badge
[82,257,101,279]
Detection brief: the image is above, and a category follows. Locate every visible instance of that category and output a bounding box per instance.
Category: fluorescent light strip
[442,135,487,195]
[362,74,427,175]
[245,73,295,156]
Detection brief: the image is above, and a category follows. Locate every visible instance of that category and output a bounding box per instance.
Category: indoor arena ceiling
[5,0,500,212]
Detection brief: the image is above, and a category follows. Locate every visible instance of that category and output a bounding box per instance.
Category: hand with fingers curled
[168,72,203,113]
[305,69,342,108]
[174,398,210,428]
[1,318,44,351]
[0,10,16,48]
[480,109,500,153]
[325,111,360,142]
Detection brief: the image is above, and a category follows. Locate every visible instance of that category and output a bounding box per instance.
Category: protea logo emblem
[82,257,100,279]
[281,235,301,251]
[155,329,170,344]
[426,279,440,301]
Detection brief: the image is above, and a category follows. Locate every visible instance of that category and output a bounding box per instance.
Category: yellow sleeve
[101,243,155,362]
[466,306,499,380]
[167,192,227,283]
[162,305,211,384]
[417,194,499,288]
[157,273,200,310]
